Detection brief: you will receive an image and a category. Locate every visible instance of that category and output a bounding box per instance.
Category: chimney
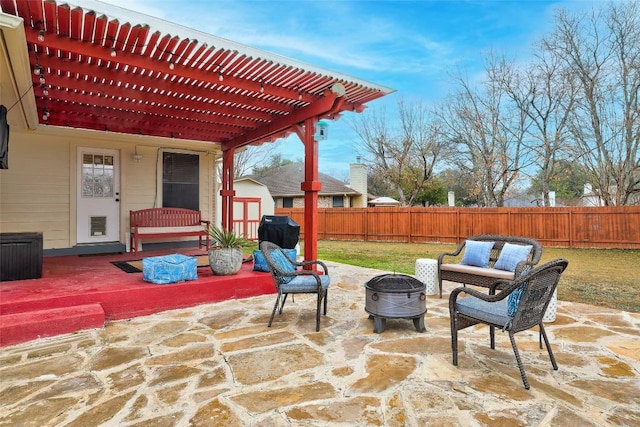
[350,161,368,208]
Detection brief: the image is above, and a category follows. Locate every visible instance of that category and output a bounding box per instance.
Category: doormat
[111,254,210,273]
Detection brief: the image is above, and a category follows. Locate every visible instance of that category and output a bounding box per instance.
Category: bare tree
[437,54,530,207]
[350,99,444,206]
[502,45,577,206]
[542,1,640,205]
[219,141,282,179]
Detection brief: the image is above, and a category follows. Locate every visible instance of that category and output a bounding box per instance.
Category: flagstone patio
[1,261,638,426]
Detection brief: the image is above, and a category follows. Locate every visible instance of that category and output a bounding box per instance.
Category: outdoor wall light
[315,120,329,140]
[41,84,49,96]
[110,47,117,57]
[39,74,45,85]
[131,146,143,162]
[42,109,49,120]
[169,61,175,70]
[33,65,42,75]
[38,29,45,42]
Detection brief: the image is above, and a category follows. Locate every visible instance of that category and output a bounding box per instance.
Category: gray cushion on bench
[440,263,515,280]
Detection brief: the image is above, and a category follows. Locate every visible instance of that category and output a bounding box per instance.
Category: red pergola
[0,0,393,260]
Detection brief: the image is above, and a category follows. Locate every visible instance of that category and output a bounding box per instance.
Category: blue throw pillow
[254,249,297,272]
[494,243,533,272]
[460,240,495,268]
[253,250,269,272]
[270,249,296,283]
[507,283,526,316]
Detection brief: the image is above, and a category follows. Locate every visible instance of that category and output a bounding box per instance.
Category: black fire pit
[365,273,427,333]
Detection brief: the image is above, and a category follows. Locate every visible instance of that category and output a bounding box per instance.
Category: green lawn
[314,240,640,313]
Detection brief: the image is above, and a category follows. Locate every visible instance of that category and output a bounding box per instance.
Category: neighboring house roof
[368,196,400,206]
[234,177,268,187]
[244,163,359,197]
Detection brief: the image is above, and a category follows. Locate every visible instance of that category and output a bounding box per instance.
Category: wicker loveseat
[437,235,542,298]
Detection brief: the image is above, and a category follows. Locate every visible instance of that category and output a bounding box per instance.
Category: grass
[314,240,640,314]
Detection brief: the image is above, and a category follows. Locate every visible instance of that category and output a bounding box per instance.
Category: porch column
[301,117,321,263]
[220,147,236,230]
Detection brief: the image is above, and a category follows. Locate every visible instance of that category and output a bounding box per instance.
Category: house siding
[275,195,351,208]
[0,127,218,251]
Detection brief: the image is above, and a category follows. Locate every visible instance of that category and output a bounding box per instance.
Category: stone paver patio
[1,262,639,426]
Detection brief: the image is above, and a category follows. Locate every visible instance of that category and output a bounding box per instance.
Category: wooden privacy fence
[275,206,640,249]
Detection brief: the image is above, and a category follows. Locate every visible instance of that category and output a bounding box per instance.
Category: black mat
[110,261,143,273]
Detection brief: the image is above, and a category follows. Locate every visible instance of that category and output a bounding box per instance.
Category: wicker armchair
[438,235,543,298]
[260,241,330,332]
[449,258,569,389]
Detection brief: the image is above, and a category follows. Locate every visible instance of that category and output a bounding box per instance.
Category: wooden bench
[437,235,542,298]
[129,208,210,254]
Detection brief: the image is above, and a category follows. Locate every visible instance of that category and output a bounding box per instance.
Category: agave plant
[207,225,247,248]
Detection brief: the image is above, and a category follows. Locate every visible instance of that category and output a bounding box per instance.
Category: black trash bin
[258,216,300,249]
[0,232,43,281]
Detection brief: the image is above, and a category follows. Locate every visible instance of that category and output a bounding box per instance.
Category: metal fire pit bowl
[365,273,427,333]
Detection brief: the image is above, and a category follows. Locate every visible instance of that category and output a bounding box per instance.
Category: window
[332,196,344,207]
[162,152,199,210]
[282,197,293,208]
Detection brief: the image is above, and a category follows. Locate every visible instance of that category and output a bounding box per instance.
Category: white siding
[0,126,220,250]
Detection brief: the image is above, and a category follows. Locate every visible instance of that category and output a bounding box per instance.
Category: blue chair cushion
[456,295,511,326]
[280,274,330,293]
[495,243,533,272]
[270,249,296,283]
[507,283,526,317]
[460,240,495,268]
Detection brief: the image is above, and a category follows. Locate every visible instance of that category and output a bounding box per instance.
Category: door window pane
[82,153,114,198]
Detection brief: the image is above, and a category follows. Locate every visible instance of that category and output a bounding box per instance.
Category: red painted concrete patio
[0,248,274,346]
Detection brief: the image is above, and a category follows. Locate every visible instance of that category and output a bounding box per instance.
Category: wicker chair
[260,241,330,332]
[449,258,569,389]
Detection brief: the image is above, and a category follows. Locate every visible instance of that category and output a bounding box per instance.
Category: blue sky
[99,0,593,180]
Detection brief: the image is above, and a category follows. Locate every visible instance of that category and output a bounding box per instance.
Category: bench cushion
[440,263,515,280]
[134,225,206,234]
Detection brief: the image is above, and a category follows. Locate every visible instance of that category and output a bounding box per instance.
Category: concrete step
[0,303,105,346]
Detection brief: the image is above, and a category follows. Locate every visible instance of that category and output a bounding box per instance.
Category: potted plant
[207,225,246,275]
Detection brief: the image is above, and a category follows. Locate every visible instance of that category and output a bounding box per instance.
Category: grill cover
[258,215,300,249]
[365,274,425,293]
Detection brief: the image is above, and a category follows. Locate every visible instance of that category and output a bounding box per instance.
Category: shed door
[76,147,120,243]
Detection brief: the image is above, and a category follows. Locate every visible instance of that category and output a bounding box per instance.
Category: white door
[76,147,120,243]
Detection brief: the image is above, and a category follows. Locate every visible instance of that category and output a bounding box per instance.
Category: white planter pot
[208,247,243,275]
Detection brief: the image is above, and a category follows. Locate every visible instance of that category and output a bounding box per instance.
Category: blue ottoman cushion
[143,254,198,284]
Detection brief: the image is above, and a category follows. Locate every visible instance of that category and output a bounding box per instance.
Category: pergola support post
[299,118,321,264]
[220,147,236,231]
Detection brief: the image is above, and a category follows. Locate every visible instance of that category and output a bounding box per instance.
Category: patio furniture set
[259,233,568,390]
